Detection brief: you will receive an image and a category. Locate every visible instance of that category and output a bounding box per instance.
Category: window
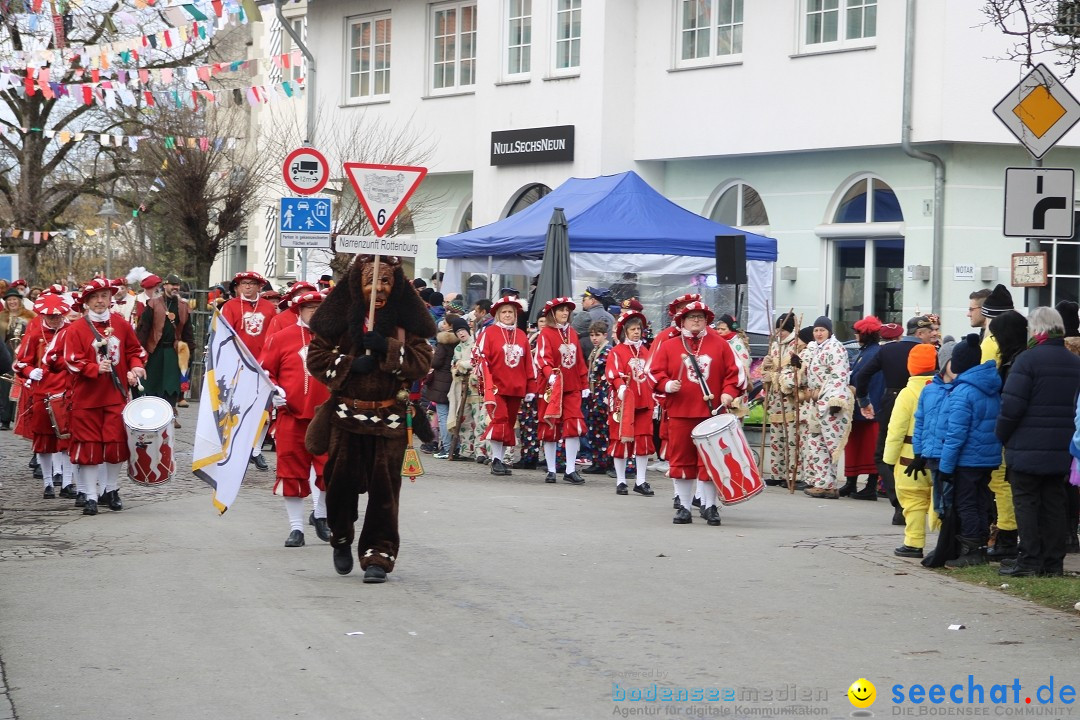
[553,0,581,72]
[278,18,305,83]
[505,184,551,217]
[676,0,743,68]
[284,247,297,278]
[431,2,477,93]
[802,0,875,51]
[506,0,531,76]
[1030,212,1080,307]
[347,13,391,102]
[709,182,769,227]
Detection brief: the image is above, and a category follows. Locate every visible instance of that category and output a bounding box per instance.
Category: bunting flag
[192,311,275,514]
[0,50,302,84]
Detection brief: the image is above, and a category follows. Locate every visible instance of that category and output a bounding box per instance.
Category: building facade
[288,0,1080,337]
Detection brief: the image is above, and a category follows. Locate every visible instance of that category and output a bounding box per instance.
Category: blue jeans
[436,403,450,453]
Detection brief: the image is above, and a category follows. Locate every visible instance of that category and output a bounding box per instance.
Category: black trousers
[874,388,902,508]
[953,466,993,542]
[1009,469,1067,573]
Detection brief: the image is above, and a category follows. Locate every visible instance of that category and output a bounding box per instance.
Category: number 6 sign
[343,162,428,238]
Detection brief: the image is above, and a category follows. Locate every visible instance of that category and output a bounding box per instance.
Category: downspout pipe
[901,0,946,315]
[274,0,316,147]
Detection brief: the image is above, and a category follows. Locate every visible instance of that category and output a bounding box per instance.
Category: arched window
[505,183,551,217]
[458,202,473,233]
[834,177,902,223]
[709,182,769,227]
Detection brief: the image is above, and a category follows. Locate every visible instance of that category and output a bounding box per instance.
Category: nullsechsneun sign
[490,125,575,166]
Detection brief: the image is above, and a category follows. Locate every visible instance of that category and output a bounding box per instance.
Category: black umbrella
[529,207,573,324]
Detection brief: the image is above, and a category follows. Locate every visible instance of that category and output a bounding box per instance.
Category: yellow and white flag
[192,311,274,514]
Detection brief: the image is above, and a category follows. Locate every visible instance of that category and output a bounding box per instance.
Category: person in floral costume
[760,313,799,486]
[447,317,487,461]
[802,316,853,498]
[582,321,613,474]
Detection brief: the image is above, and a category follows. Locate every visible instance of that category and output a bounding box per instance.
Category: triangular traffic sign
[342,162,427,238]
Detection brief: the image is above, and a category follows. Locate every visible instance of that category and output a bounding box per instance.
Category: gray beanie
[937,340,955,374]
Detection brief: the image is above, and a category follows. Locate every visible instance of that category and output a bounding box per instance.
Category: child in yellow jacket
[883,343,937,558]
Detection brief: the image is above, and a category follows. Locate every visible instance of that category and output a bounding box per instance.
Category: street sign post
[342,163,427,237]
[283,148,330,196]
[1003,167,1075,238]
[279,197,332,248]
[993,64,1080,160]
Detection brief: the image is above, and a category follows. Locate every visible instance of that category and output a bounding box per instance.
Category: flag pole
[366,253,380,355]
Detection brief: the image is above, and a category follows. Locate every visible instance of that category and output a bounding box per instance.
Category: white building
[282,0,1080,338]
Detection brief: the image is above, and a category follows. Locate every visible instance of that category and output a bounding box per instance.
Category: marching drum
[45,392,70,439]
[691,413,763,506]
[122,396,175,486]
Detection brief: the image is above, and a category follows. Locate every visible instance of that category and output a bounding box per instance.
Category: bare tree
[982,0,1080,77]
[260,105,439,278]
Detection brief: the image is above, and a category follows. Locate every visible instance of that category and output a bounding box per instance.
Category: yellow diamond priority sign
[994,64,1080,159]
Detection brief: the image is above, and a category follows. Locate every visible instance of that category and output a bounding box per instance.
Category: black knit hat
[981,284,1014,318]
[717,313,739,331]
[1056,300,1080,338]
[775,313,796,332]
[450,317,470,334]
[798,326,815,344]
[813,315,833,334]
[950,333,983,375]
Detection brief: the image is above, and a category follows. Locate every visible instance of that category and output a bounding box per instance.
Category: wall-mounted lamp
[912,265,930,282]
[780,266,798,282]
[979,266,998,282]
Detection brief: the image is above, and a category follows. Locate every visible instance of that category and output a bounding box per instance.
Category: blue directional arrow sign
[279,196,333,248]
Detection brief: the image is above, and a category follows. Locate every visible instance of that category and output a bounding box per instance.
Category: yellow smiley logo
[848,678,876,709]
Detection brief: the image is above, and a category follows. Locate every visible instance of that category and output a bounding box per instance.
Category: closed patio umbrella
[528,207,573,324]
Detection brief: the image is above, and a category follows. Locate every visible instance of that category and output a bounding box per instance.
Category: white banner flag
[192,311,275,514]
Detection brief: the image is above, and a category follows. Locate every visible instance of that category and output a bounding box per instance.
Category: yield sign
[343,162,427,238]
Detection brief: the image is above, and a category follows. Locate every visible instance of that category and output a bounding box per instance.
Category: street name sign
[335,234,421,257]
[1003,167,1075,238]
[342,162,427,238]
[279,196,332,248]
[993,64,1080,159]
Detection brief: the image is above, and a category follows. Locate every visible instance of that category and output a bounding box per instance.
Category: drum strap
[682,337,717,416]
[84,316,125,396]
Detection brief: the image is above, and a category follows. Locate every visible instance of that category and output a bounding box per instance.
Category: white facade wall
[295,0,1080,337]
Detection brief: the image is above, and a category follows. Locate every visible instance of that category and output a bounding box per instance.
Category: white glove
[665,380,681,394]
[548,374,557,386]
[581,389,591,399]
[28,367,44,381]
[272,385,287,408]
[617,385,626,401]
[524,393,536,402]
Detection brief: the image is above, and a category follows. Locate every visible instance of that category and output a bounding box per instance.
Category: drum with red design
[122,396,175,486]
[691,413,763,505]
[45,392,70,439]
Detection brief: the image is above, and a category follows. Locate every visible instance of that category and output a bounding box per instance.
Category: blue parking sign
[279,197,332,248]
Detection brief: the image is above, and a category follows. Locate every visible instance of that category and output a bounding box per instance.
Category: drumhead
[123,396,174,431]
[691,413,737,439]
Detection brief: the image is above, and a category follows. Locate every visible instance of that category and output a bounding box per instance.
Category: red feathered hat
[33,293,70,316]
[490,296,525,315]
[232,270,267,287]
[667,293,702,318]
[852,315,882,335]
[278,281,317,310]
[79,276,124,299]
[292,290,324,307]
[41,284,67,296]
[140,274,162,290]
[541,296,576,316]
[673,300,715,327]
[614,310,648,340]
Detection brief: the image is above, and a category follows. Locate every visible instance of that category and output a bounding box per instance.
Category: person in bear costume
[305,255,435,583]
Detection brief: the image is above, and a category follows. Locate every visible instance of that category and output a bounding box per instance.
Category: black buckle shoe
[998,563,1039,577]
[673,496,681,509]
[544,472,557,483]
[691,496,702,508]
[633,482,655,496]
[333,543,353,575]
[490,458,512,476]
[616,483,629,495]
[705,506,722,526]
[33,465,43,480]
[313,517,331,542]
[59,484,78,499]
[894,545,924,558]
[74,492,86,508]
[363,565,388,584]
[284,530,305,547]
[107,490,123,511]
[673,507,693,524]
[850,486,879,500]
[82,499,98,516]
[581,464,607,475]
[250,454,269,471]
[563,471,585,485]
[43,485,55,499]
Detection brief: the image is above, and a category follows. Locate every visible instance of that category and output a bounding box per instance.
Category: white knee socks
[635,455,649,486]
[104,463,122,493]
[614,456,628,484]
[674,479,695,511]
[284,496,305,532]
[314,486,327,520]
[701,479,719,509]
[544,442,558,473]
[489,440,505,463]
[37,453,54,489]
[308,468,321,516]
[564,437,581,467]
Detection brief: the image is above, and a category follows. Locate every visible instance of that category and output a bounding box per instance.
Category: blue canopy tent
[437,171,779,333]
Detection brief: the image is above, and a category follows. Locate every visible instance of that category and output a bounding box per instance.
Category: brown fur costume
[305,256,435,574]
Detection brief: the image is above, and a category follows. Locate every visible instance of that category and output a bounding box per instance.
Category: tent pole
[487,255,493,298]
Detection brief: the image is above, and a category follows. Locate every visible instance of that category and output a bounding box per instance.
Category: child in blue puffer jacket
[910,339,956,517]
[938,334,1003,567]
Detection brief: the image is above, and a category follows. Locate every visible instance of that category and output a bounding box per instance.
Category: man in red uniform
[606,309,656,497]
[260,290,331,547]
[221,271,277,470]
[474,296,537,477]
[61,278,147,516]
[14,293,75,499]
[266,281,317,338]
[535,297,589,484]
[648,301,741,526]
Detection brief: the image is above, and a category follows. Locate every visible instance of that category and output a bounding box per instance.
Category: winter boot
[985,529,1018,561]
[838,476,859,497]
[945,536,987,568]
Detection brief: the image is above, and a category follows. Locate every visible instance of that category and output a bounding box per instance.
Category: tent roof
[437,171,778,262]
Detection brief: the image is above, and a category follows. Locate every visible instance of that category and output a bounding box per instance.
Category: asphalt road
[2,407,1079,720]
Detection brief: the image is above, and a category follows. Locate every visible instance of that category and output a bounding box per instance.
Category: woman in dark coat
[995,307,1080,577]
[427,322,458,458]
[1056,300,1080,554]
[843,316,883,497]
